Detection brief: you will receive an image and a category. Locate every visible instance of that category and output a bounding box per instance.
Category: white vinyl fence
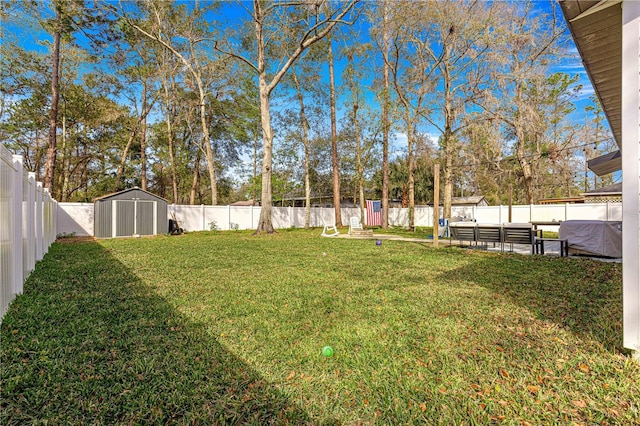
[58,201,622,236]
[1,143,57,322]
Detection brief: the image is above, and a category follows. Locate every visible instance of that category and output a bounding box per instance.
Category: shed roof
[93,187,167,203]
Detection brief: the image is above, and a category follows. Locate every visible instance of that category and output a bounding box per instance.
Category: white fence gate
[1,143,57,322]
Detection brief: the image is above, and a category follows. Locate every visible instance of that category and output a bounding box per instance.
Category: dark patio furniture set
[448,222,569,257]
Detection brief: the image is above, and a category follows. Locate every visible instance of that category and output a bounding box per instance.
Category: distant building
[425,196,489,207]
[582,183,622,203]
[537,183,622,204]
[272,195,358,208]
[229,199,256,206]
[538,197,585,205]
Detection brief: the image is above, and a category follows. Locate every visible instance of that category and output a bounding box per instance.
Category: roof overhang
[587,149,622,176]
[559,1,622,150]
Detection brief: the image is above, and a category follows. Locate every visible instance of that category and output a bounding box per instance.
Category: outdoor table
[531,221,562,230]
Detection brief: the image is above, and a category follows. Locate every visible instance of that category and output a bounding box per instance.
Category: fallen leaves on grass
[572,400,587,408]
[527,385,539,394]
[577,363,590,373]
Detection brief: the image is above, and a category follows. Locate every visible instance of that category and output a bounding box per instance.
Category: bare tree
[382,2,431,230]
[124,1,224,204]
[482,1,566,203]
[327,33,342,227]
[216,0,358,234]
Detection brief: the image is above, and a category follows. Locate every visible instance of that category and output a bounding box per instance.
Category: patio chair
[476,224,502,250]
[321,216,339,237]
[349,216,363,234]
[502,223,536,254]
[449,222,477,247]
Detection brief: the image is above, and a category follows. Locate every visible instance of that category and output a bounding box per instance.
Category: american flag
[365,200,382,226]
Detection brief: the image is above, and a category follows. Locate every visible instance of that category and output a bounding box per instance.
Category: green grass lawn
[1,229,638,424]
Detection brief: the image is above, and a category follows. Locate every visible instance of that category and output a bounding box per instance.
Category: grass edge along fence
[0,142,57,323]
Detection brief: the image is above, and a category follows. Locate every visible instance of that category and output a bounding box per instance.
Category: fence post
[11,156,23,296]
[35,182,43,261]
[26,173,35,274]
[52,199,58,245]
[43,189,52,249]
[201,204,205,231]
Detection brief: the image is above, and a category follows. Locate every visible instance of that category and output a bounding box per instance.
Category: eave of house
[559,0,622,175]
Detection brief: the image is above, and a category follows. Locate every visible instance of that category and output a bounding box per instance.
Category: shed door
[136,201,156,235]
[112,200,157,237]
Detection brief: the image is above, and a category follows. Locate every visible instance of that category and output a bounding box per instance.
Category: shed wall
[94,189,168,238]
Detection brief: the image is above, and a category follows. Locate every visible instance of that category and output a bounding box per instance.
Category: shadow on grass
[0,240,314,424]
[436,251,624,353]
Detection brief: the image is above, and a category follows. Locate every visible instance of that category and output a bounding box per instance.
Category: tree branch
[213,41,259,74]
[266,0,359,94]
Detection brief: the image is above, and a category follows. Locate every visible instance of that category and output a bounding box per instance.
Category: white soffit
[559,0,622,149]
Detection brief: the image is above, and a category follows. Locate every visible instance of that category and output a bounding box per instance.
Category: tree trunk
[255,73,275,233]
[60,110,70,201]
[44,25,61,194]
[163,76,179,203]
[514,84,535,204]
[381,1,390,229]
[254,1,275,234]
[190,147,201,205]
[196,80,217,205]
[115,101,155,190]
[442,43,454,219]
[115,126,139,191]
[328,36,341,227]
[443,132,454,219]
[354,104,365,224]
[140,80,148,190]
[81,131,89,200]
[253,126,259,202]
[293,72,311,229]
[407,120,415,231]
[516,125,535,204]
